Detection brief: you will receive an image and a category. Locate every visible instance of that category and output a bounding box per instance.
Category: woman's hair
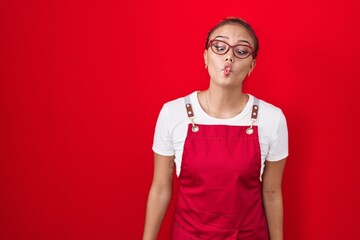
[205,17,259,59]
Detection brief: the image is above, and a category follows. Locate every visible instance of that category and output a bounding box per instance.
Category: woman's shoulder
[258,98,283,113]
[162,91,198,110]
[251,95,286,123]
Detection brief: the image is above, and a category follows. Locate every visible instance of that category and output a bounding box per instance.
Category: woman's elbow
[262,188,282,202]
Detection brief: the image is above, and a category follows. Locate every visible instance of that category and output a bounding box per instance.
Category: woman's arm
[143,153,175,240]
[262,158,287,240]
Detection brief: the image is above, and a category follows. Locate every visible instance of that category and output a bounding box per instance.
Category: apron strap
[184,95,199,132]
[251,97,259,121]
[184,95,260,134]
[247,97,259,135]
[184,95,195,118]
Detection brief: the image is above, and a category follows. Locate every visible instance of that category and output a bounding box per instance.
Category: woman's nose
[225,56,234,62]
[225,50,235,62]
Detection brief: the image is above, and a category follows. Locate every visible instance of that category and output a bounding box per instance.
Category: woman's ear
[251,59,256,70]
[204,50,208,68]
[249,59,256,73]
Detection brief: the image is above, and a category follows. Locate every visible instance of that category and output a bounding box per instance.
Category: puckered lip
[222,64,232,71]
[222,64,232,75]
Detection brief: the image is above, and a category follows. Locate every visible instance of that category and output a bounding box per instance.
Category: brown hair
[205,17,259,59]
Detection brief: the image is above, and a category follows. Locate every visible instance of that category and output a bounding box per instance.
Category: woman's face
[204,24,256,88]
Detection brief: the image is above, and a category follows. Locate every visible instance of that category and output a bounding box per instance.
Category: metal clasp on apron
[246,98,259,135]
[185,96,199,132]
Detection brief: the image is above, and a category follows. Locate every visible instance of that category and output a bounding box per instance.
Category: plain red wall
[1,0,360,239]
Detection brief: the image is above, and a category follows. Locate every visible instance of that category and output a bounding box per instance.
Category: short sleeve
[152,104,175,156]
[266,110,289,161]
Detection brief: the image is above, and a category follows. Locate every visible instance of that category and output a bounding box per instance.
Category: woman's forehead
[210,24,254,45]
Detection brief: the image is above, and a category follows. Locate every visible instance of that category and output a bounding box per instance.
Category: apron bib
[172,95,269,240]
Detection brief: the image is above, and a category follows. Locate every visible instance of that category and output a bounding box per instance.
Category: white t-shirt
[152,91,288,179]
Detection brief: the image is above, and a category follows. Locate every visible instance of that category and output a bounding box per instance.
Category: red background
[1,0,360,239]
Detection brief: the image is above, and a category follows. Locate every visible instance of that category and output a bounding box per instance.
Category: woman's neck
[200,85,248,119]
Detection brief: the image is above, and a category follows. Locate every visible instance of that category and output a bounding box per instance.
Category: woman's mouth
[224,66,232,76]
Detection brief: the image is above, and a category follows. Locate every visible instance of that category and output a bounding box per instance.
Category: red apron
[172,96,269,240]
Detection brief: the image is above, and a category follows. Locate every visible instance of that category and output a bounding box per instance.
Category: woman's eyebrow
[238,40,251,45]
[213,36,251,46]
[214,35,229,39]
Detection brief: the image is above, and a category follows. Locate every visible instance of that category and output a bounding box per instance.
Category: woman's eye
[215,45,226,51]
[236,48,250,56]
[237,50,246,55]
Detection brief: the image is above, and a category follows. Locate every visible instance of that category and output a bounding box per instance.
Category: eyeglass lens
[210,40,252,59]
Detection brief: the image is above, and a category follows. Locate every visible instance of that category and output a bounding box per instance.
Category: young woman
[143,17,288,240]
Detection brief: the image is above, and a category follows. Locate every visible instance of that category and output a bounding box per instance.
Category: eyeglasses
[208,39,254,59]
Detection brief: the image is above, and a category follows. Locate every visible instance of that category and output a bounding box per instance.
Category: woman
[143,17,288,240]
